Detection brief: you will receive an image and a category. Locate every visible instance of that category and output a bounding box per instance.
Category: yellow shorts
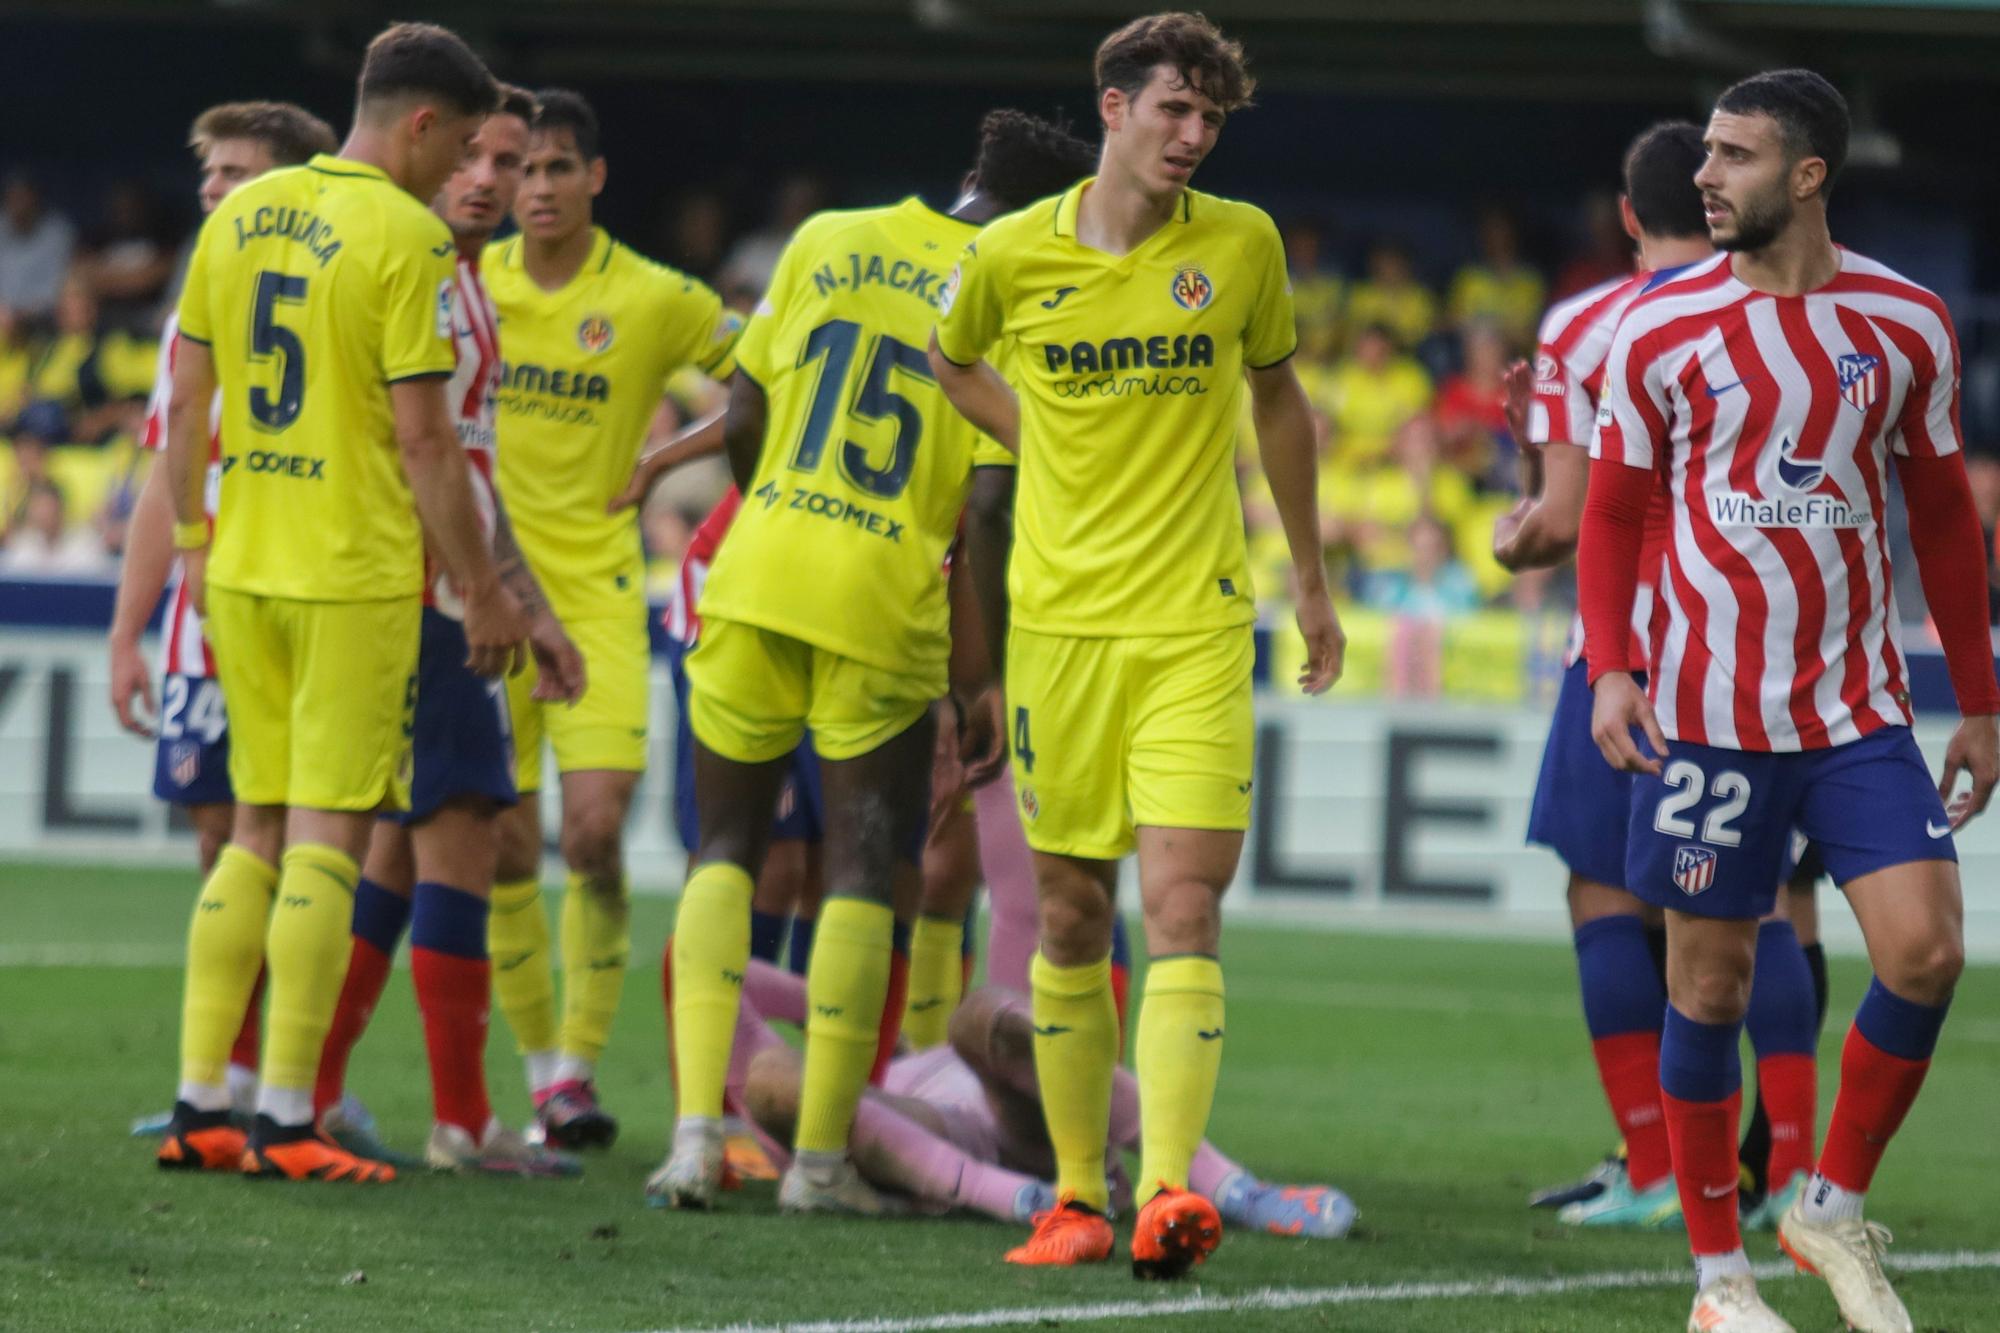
[1005,626,1254,860]
[507,612,651,794]
[686,616,936,764]
[204,587,418,811]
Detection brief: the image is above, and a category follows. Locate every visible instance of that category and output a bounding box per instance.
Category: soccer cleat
[645,1121,724,1210]
[1012,1179,1060,1224]
[1776,1198,1914,1333]
[535,1079,618,1151]
[1741,1171,1807,1233]
[1130,1185,1222,1280]
[241,1115,395,1183]
[155,1103,247,1172]
[426,1119,581,1179]
[1529,1152,1625,1209]
[777,1154,906,1217]
[1213,1170,1357,1239]
[722,1117,779,1181]
[1004,1194,1115,1267]
[319,1093,418,1168]
[1556,1169,1683,1229]
[1687,1274,1797,1332]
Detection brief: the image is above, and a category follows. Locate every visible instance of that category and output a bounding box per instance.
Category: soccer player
[482,90,740,1148]
[1496,122,1821,1232]
[654,106,1099,1216]
[931,13,1342,1277]
[157,22,529,1182]
[109,100,337,1124]
[307,87,587,1177]
[1583,70,1997,1332]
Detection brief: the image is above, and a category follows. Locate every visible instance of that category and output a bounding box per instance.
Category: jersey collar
[1052,176,1195,240]
[502,225,615,282]
[306,153,392,184]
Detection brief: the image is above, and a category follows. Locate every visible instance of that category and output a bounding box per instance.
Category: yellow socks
[669,862,754,1121]
[1134,955,1226,1201]
[558,870,631,1066]
[178,844,278,1097]
[259,843,359,1101]
[488,876,558,1065]
[795,897,893,1154]
[1030,951,1120,1212]
[902,915,965,1050]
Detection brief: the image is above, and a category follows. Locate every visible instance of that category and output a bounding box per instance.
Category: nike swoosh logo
[1032,1024,1072,1037]
[1040,286,1079,310]
[1927,820,1952,838]
[1701,1182,1735,1199]
[1704,379,1745,397]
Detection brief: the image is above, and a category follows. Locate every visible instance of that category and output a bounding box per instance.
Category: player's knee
[743,1047,799,1139]
[560,806,625,880]
[1675,959,1752,1024]
[1037,886,1114,964]
[1143,880,1221,956]
[1881,931,1963,1005]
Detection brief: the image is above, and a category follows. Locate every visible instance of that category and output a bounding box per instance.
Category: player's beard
[1714,185,1792,253]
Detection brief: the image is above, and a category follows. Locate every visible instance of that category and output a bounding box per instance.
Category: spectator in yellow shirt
[1446,207,1544,349]
[1343,242,1436,352]
[1321,323,1433,474]
[1284,220,1345,364]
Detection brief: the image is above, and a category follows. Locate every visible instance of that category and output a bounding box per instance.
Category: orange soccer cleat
[156,1104,248,1172]
[1130,1185,1222,1280]
[1003,1194,1115,1267]
[241,1118,396,1183]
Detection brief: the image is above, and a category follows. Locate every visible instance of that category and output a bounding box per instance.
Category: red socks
[1662,1088,1744,1256]
[1818,1025,1931,1193]
[411,946,493,1136]
[1591,1031,1671,1189]
[1755,1052,1818,1186]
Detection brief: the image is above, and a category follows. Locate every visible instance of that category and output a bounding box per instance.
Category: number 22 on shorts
[1652,757,1750,847]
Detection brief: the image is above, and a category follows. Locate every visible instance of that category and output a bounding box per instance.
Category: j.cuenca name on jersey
[231,207,342,268]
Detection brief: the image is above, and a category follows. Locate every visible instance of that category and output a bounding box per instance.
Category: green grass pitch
[3,860,1995,1331]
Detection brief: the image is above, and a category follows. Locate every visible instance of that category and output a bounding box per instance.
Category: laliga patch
[937,264,961,318]
[1170,264,1214,311]
[1672,845,1717,896]
[577,314,615,354]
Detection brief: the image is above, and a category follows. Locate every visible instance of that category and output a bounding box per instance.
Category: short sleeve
[380,219,457,383]
[656,271,742,386]
[731,235,807,386]
[1590,320,1668,471]
[175,215,218,345]
[933,232,1005,367]
[1889,311,1962,459]
[1243,217,1298,370]
[1529,339,1595,448]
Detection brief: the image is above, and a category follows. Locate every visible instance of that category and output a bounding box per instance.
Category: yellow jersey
[483,228,738,619]
[178,154,457,602]
[699,198,978,682]
[934,180,1295,637]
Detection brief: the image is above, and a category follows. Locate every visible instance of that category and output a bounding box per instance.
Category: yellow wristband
[172,520,210,551]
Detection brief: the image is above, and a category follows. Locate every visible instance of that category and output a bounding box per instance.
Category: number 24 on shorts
[1653,757,1750,847]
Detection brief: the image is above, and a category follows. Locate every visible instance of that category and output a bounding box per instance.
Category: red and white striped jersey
[139,313,221,679]
[662,486,742,647]
[428,253,504,618]
[1529,270,1673,670]
[1591,248,1960,751]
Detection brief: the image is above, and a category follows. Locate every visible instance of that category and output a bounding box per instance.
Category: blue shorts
[666,637,824,855]
[152,673,232,806]
[396,608,517,826]
[1626,726,1954,919]
[1526,660,1637,888]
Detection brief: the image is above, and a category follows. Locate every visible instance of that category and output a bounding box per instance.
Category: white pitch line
[0,942,183,967]
[635,1250,2000,1333]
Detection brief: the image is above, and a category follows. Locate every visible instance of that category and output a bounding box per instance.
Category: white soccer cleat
[777,1154,906,1217]
[1777,1198,1914,1333]
[644,1122,724,1211]
[426,1119,581,1179]
[1687,1274,1796,1332]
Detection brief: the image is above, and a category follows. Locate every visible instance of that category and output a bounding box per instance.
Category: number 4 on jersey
[1013,706,1035,774]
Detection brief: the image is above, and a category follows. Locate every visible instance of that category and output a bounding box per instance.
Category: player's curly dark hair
[189,102,338,167]
[357,22,498,119]
[531,88,602,161]
[1095,11,1255,114]
[971,110,1097,213]
[1622,121,1707,240]
[496,84,537,126]
[1714,69,1850,198]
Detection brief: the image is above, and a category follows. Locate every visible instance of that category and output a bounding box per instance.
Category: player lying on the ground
[648,955,1356,1239]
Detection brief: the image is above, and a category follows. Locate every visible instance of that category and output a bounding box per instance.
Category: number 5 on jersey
[249,270,308,432]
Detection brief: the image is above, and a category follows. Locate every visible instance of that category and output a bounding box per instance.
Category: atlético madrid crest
[1837,352,1881,412]
[1673,845,1717,896]
[577,314,615,353]
[1170,265,1214,311]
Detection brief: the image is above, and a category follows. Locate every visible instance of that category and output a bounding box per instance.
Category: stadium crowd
[4,154,1995,702]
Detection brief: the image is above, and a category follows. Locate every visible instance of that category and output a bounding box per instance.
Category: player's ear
[588,155,607,197]
[409,103,437,144]
[1793,154,1827,202]
[1617,195,1642,243]
[1100,86,1125,134]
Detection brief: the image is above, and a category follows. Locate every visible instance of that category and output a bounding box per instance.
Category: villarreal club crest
[1170,264,1214,312]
